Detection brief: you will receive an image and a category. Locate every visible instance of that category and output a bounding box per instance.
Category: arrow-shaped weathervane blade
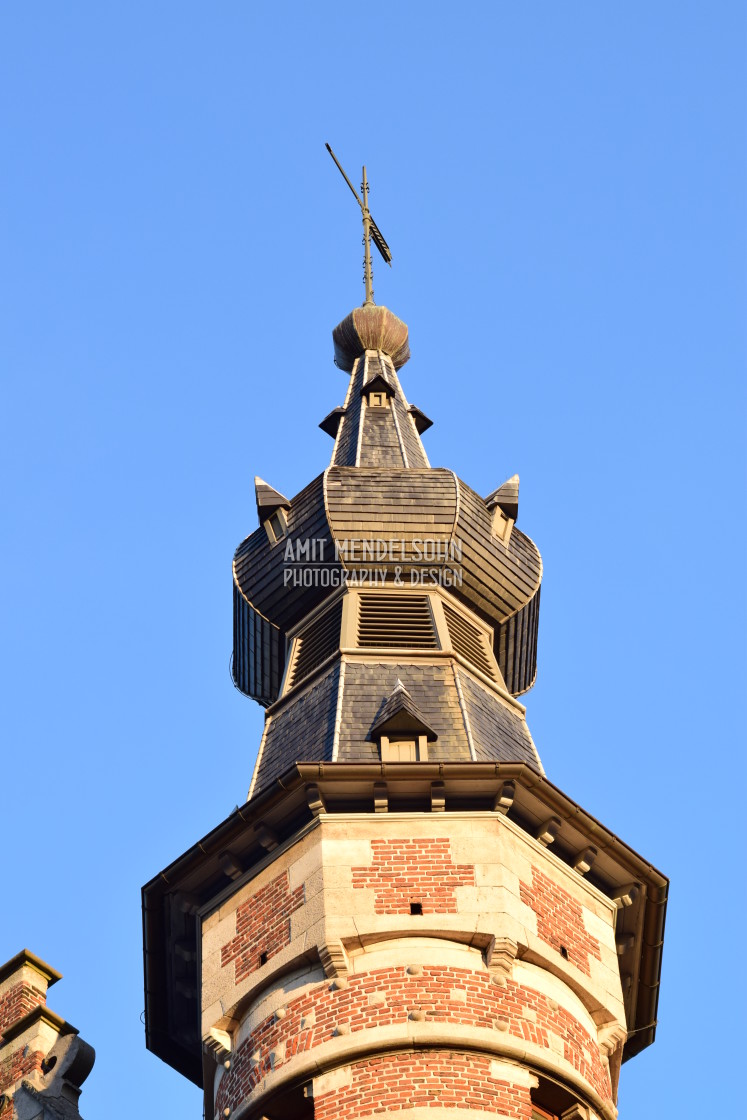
[369,215,392,265]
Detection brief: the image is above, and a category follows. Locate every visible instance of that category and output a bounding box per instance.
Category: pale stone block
[312,1065,353,1096]
[201,954,232,1013]
[450,988,467,1003]
[203,917,232,961]
[547,1030,565,1057]
[489,1059,539,1087]
[202,999,225,1033]
[473,862,520,889]
[288,842,323,893]
[522,1007,537,1022]
[456,884,517,912]
[321,836,373,866]
[319,863,355,891]
[322,886,376,916]
[290,889,324,938]
[582,906,616,945]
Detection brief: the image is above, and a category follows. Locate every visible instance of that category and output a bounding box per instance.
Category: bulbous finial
[332,304,410,372]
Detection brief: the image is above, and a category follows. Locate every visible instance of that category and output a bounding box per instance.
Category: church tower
[142,160,667,1120]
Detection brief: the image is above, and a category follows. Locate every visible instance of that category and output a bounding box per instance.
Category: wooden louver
[443,603,496,680]
[357,594,437,649]
[289,599,343,687]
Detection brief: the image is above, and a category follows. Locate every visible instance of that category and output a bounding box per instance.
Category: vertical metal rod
[362,165,374,305]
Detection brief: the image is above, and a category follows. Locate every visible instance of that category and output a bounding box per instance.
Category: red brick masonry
[221,870,305,983]
[0,982,46,1037]
[215,965,611,1116]
[519,866,601,977]
[351,838,475,914]
[314,1052,533,1119]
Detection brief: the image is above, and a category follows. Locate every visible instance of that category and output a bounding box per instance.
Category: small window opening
[491,505,514,544]
[368,391,389,408]
[258,950,268,967]
[410,901,423,915]
[380,735,429,762]
[265,509,288,545]
[559,945,569,960]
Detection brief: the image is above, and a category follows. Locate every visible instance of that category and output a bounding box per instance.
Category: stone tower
[142,302,667,1120]
[0,950,94,1120]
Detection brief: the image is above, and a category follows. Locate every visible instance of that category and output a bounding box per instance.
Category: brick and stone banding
[351,837,475,913]
[221,870,305,983]
[214,965,612,1116]
[313,1053,533,1119]
[519,866,602,977]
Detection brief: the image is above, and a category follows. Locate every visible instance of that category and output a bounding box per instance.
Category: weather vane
[326,142,392,306]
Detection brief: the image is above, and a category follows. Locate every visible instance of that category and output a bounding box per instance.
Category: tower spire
[326,142,392,305]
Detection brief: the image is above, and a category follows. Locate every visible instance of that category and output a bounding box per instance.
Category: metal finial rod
[326,142,393,307]
[361,165,374,305]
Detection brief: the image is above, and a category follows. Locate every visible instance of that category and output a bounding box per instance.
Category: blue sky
[1,3,745,1117]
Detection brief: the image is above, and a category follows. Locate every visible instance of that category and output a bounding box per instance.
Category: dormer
[369,679,438,762]
[485,474,519,545]
[254,476,291,545]
[361,370,396,409]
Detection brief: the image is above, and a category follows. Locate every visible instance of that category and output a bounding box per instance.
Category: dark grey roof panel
[359,407,406,468]
[250,662,341,799]
[459,670,539,769]
[337,661,470,764]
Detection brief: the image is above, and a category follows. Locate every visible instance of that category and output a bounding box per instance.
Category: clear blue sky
[2,3,744,1117]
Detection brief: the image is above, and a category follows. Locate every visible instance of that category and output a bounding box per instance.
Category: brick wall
[519,867,601,977]
[0,983,46,1037]
[351,838,474,913]
[221,870,305,983]
[215,964,611,1115]
[314,1053,533,1119]
[0,1046,44,1098]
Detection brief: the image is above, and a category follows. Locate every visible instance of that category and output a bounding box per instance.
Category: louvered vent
[443,603,496,679]
[357,594,437,649]
[289,599,343,687]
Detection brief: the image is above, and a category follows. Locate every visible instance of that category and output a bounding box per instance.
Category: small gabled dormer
[369,679,438,762]
[485,474,519,546]
[254,476,291,545]
[361,365,396,409]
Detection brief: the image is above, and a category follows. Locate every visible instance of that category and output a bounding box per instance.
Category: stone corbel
[597,1020,627,1105]
[319,940,349,986]
[204,1027,233,1064]
[485,936,518,987]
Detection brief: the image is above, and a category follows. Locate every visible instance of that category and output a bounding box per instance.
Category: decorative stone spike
[485,474,520,522]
